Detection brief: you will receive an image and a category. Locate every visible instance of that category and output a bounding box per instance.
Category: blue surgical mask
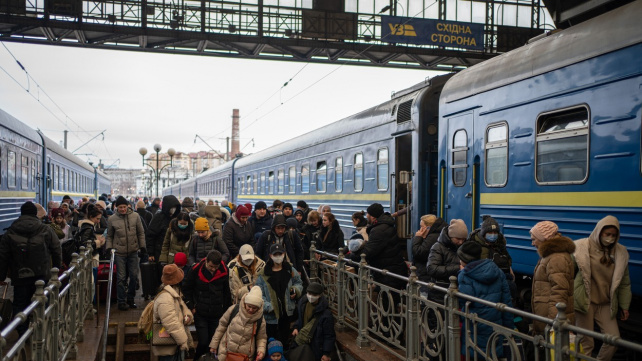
[178,224,188,230]
[486,234,499,242]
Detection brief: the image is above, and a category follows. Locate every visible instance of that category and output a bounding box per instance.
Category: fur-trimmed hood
[537,234,575,258]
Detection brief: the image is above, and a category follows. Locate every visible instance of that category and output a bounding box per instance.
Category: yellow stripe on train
[51,191,96,198]
[480,191,642,208]
[0,191,37,198]
[237,193,389,202]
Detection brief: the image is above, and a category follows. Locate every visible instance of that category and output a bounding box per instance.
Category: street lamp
[139,144,176,198]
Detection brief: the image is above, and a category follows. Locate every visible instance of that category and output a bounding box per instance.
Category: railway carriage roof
[0,108,44,145]
[40,132,96,173]
[441,1,642,104]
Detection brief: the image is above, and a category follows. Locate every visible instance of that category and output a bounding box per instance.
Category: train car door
[445,113,474,227]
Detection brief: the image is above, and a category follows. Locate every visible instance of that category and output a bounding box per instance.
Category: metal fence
[0,243,95,361]
[310,244,642,361]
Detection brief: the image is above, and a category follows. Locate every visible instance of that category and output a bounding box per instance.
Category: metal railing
[309,244,642,361]
[100,249,116,361]
[0,242,95,361]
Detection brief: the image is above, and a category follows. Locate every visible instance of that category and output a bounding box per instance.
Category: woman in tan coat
[152,264,194,360]
[209,286,268,361]
[530,221,576,335]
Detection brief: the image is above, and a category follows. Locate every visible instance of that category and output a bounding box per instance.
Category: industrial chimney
[231,109,240,158]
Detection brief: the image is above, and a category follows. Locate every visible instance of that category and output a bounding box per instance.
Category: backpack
[138,290,168,340]
[61,230,83,267]
[4,226,51,279]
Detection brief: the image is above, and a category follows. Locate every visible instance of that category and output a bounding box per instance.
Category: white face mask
[242,258,254,266]
[169,207,177,215]
[307,294,320,303]
[601,236,616,245]
[271,255,285,264]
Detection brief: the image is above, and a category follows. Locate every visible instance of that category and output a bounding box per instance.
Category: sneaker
[127,300,138,309]
[118,303,129,311]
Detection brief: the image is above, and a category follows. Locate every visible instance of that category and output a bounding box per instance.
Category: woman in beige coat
[152,264,194,360]
[209,286,268,361]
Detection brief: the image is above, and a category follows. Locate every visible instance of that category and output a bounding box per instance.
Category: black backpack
[4,226,51,279]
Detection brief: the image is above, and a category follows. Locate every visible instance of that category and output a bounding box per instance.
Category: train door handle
[464,192,472,198]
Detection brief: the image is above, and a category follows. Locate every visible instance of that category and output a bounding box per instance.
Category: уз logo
[388,24,417,36]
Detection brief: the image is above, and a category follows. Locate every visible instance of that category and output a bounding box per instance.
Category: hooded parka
[105,208,146,256]
[159,218,193,264]
[187,229,229,265]
[146,195,181,261]
[412,217,447,283]
[255,261,303,325]
[228,256,266,303]
[255,214,304,272]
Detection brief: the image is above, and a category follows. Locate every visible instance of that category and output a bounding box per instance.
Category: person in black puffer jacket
[426,219,468,303]
[146,195,181,262]
[412,216,446,295]
[317,212,344,255]
[183,250,232,360]
[222,205,254,259]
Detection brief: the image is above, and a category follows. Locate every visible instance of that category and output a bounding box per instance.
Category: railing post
[407,266,420,360]
[552,302,570,361]
[310,242,318,282]
[31,280,47,361]
[67,253,80,360]
[446,276,461,361]
[49,268,61,361]
[85,242,96,321]
[356,253,370,348]
[336,247,346,331]
[76,246,87,342]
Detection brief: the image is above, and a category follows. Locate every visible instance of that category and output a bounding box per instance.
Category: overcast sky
[0,42,441,169]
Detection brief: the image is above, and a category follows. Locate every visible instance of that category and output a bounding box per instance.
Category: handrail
[310,244,642,361]
[101,249,116,361]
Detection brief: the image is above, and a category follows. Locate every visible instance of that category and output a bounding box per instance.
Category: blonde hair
[420,214,437,227]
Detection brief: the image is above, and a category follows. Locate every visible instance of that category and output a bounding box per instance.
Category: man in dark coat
[255,214,304,272]
[0,201,62,335]
[146,195,181,262]
[183,250,232,360]
[135,200,153,228]
[146,197,161,215]
[292,282,335,361]
[248,201,273,242]
[188,217,230,265]
[222,205,254,259]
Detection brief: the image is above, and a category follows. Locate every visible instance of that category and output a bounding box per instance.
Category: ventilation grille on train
[396,100,412,123]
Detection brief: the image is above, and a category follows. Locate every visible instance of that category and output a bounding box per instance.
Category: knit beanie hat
[115,196,128,207]
[255,201,267,210]
[181,197,194,208]
[286,218,298,229]
[283,202,293,210]
[245,286,263,307]
[530,221,558,242]
[96,200,107,209]
[51,208,65,218]
[457,241,482,264]
[235,205,250,218]
[448,219,469,239]
[366,203,384,219]
[267,338,284,357]
[194,217,210,231]
[297,200,308,208]
[480,217,500,237]
[161,264,184,285]
[244,203,252,213]
[173,252,188,268]
[20,201,38,217]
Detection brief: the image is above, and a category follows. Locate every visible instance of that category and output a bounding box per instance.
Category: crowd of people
[0,193,633,361]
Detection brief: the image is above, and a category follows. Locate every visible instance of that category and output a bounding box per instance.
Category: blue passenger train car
[438,1,642,296]
[0,108,111,233]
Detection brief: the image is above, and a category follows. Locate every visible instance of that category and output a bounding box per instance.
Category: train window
[259,172,265,194]
[316,161,327,193]
[253,174,258,194]
[536,107,589,184]
[354,153,363,192]
[485,124,508,187]
[278,169,284,194]
[335,157,343,192]
[32,159,37,190]
[246,175,252,195]
[377,149,389,190]
[238,177,243,194]
[288,166,296,194]
[268,171,275,194]
[8,151,17,188]
[301,164,310,193]
[452,130,468,187]
[55,165,59,190]
[21,156,28,190]
[0,148,2,186]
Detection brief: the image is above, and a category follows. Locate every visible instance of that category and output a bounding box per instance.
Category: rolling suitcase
[1,283,13,329]
[97,263,117,302]
[141,262,161,298]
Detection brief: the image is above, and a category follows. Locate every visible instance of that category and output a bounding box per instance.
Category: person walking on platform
[282,203,294,220]
[256,243,303,346]
[159,212,193,265]
[530,221,575,335]
[291,282,336,361]
[183,250,232,360]
[426,219,468,303]
[188,217,229,265]
[203,205,224,233]
[106,196,146,311]
[228,244,266,303]
[209,286,268,361]
[457,241,513,359]
[0,201,62,335]
[147,195,182,263]
[296,201,311,225]
[249,201,273,242]
[412,215,446,297]
[152,264,194,361]
[136,200,153,228]
[574,216,631,360]
[223,205,254,259]
[147,197,161,215]
[255,214,304,273]
[301,211,321,262]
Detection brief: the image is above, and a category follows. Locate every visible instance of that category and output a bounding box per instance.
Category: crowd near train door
[445,113,475,228]
[394,133,413,241]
